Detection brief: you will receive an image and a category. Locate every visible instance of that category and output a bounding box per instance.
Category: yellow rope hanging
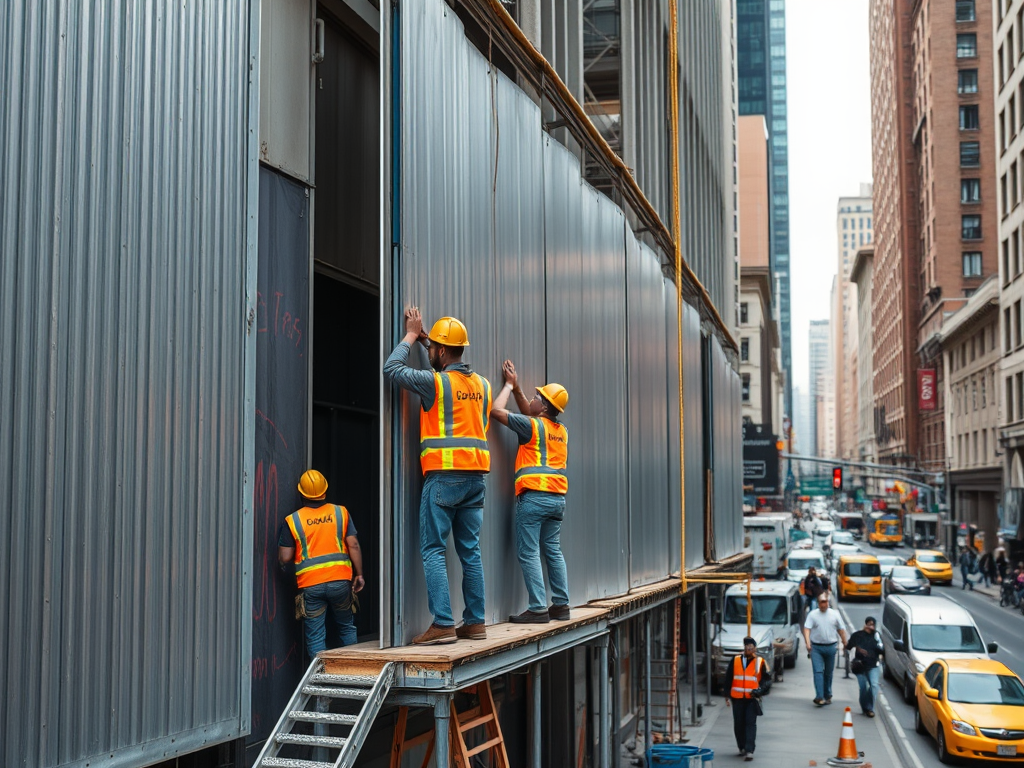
[668,0,686,594]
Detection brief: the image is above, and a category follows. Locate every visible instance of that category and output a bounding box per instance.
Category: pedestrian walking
[384,308,493,644]
[724,637,771,762]
[801,566,828,615]
[279,470,365,657]
[978,550,995,588]
[802,593,848,705]
[996,551,1009,583]
[490,360,571,623]
[845,616,884,717]
[959,546,976,591]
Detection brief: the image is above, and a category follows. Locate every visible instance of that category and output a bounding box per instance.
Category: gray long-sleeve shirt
[383,341,474,411]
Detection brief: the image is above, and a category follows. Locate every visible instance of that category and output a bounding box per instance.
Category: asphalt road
[832,540,1024,766]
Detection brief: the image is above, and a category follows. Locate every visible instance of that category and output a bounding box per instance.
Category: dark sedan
[882,565,932,598]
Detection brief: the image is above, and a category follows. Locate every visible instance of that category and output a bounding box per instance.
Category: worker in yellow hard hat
[383,307,492,645]
[491,360,570,624]
[278,469,364,657]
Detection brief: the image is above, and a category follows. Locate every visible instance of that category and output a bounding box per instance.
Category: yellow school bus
[867,513,902,547]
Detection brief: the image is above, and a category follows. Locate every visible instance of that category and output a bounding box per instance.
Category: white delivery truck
[744,515,790,579]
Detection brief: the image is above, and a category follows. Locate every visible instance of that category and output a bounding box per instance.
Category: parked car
[881,595,998,704]
[836,554,882,602]
[907,550,954,585]
[875,554,906,577]
[914,658,1024,763]
[832,530,856,546]
[882,566,931,598]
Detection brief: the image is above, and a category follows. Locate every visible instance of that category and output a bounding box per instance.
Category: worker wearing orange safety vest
[491,360,570,624]
[724,637,771,761]
[278,469,364,657]
[384,307,492,645]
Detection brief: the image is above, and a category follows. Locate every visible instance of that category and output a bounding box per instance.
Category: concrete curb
[834,604,924,768]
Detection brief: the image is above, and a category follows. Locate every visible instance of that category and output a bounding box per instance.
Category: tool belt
[294,592,327,620]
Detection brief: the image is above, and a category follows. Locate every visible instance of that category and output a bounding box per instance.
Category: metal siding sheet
[0,2,254,766]
[682,303,705,570]
[711,337,743,559]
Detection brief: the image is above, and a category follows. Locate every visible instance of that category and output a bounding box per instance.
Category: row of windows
[1001,158,1022,214]
[955,428,995,468]
[1002,225,1024,284]
[951,371,993,416]
[1005,300,1024,353]
[950,324,996,374]
[1008,372,1024,424]
[842,217,872,230]
[997,82,1024,152]
[997,4,1024,88]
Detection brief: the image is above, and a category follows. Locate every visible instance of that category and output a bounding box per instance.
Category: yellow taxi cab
[907,549,954,585]
[915,658,1024,763]
[836,554,882,602]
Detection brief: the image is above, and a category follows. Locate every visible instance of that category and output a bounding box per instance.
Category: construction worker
[491,360,570,623]
[383,307,492,645]
[278,470,364,656]
[724,637,771,761]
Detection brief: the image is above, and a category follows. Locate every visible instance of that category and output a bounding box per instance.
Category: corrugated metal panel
[627,240,670,586]
[711,337,744,558]
[0,2,256,766]
[682,302,706,570]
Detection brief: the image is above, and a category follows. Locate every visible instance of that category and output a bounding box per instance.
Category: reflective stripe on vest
[730,654,764,699]
[420,371,492,474]
[514,417,568,495]
[287,504,353,589]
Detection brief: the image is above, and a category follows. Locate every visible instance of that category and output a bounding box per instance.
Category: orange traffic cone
[826,707,864,766]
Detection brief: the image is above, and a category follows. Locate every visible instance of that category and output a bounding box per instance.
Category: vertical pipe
[532,663,542,768]
[434,695,451,768]
[611,625,621,767]
[599,638,610,768]
[705,587,713,706]
[644,614,652,754]
[689,596,698,725]
[746,575,752,637]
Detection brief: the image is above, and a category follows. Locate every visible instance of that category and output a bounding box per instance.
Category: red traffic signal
[832,467,843,491]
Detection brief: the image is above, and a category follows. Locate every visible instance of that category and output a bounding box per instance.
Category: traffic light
[832,466,843,491]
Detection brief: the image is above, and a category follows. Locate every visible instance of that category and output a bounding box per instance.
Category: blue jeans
[302,579,357,656]
[961,565,974,589]
[420,472,486,627]
[515,491,570,612]
[811,643,837,700]
[856,666,881,714]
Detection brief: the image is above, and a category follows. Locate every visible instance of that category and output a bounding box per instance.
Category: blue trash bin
[646,744,714,767]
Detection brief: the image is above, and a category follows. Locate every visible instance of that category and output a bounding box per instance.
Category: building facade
[809,318,831,456]
[737,0,791,419]
[940,276,1002,553]
[996,0,1024,553]
[835,189,873,466]
[869,0,920,466]
[851,246,877,493]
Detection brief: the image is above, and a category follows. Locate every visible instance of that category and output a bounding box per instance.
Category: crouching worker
[279,469,365,656]
[492,360,571,624]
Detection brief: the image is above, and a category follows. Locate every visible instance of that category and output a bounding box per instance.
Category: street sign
[800,476,834,495]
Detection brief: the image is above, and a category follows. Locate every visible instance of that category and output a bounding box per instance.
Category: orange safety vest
[730,654,765,699]
[514,417,568,495]
[419,370,492,474]
[286,504,353,589]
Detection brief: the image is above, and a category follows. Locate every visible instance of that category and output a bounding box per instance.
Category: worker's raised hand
[352,574,365,594]
[405,306,424,343]
[502,359,518,388]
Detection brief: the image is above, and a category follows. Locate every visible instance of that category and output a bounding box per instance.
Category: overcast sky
[786,0,873,398]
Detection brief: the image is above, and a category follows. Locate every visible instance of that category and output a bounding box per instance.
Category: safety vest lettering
[306,515,332,526]
[455,391,484,401]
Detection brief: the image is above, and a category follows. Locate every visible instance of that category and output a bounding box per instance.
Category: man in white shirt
[802,593,848,705]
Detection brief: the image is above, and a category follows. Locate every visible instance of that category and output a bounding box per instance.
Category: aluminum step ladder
[253,658,395,768]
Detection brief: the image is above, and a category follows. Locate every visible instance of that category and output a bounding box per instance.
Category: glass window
[960,105,980,130]
[961,178,981,202]
[741,374,751,402]
[842,562,881,577]
[724,595,789,625]
[962,215,982,240]
[958,69,979,94]
[741,337,750,361]
[957,34,978,58]
[960,141,980,166]
[948,674,1024,705]
[957,0,976,21]
[963,252,983,275]
[740,303,749,324]
[910,625,985,653]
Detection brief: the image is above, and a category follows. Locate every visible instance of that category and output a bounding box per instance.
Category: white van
[713,581,802,676]
[784,549,826,585]
[880,594,998,703]
[812,520,835,550]
[744,515,790,578]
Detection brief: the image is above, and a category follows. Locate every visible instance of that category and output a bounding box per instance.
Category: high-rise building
[835,188,873,467]
[808,319,830,456]
[869,0,919,466]
[850,246,876,491]
[737,0,791,420]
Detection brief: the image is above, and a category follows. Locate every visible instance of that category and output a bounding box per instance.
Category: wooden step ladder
[390,681,509,768]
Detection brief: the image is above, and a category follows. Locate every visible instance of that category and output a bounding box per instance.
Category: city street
[836,540,1024,766]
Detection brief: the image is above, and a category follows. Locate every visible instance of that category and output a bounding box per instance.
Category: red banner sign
[918,369,937,411]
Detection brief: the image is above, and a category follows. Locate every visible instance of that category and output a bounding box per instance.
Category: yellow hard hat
[536,383,568,413]
[428,316,470,347]
[297,469,328,499]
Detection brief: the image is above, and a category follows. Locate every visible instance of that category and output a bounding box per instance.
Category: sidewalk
[693,650,903,767]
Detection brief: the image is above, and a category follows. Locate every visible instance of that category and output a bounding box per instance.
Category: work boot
[456,622,487,640]
[549,604,571,621]
[509,609,550,624]
[412,623,458,645]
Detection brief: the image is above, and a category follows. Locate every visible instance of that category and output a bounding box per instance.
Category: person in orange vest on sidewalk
[278,469,365,656]
[491,360,570,624]
[384,307,492,645]
[724,637,771,761]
